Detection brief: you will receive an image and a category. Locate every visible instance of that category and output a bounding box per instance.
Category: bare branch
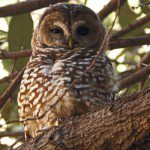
[109,35,150,49]
[119,52,150,80]
[138,52,150,67]
[0,50,31,59]
[119,65,150,90]
[0,68,25,110]
[111,13,150,39]
[138,52,150,92]
[98,0,126,21]
[0,0,69,17]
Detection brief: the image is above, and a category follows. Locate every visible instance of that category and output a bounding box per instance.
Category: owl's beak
[68,33,73,49]
[68,39,73,49]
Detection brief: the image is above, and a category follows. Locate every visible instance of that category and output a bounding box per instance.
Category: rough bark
[17,88,150,150]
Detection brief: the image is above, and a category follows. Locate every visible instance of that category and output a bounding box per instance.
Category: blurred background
[0,0,149,149]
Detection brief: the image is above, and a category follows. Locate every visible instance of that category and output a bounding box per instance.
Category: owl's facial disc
[32,4,106,50]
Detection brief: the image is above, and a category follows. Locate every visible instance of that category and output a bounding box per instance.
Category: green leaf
[118,2,147,38]
[119,2,139,28]
[3,13,33,72]
[5,16,11,25]
[1,99,18,122]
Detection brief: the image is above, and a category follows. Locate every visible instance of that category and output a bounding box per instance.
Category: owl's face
[32,3,106,50]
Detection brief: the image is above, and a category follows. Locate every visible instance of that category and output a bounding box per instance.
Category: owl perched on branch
[17,3,117,140]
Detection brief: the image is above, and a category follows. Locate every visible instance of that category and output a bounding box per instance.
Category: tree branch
[0,0,68,17]
[111,13,150,39]
[118,52,150,79]
[0,49,31,59]
[119,65,150,90]
[109,35,150,49]
[0,68,25,110]
[0,131,23,138]
[98,0,126,21]
[0,35,149,60]
[16,88,150,149]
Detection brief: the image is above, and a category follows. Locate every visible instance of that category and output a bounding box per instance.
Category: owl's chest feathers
[21,51,115,120]
[27,50,114,92]
[32,53,105,83]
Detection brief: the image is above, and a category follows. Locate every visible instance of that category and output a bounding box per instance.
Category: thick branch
[109,35,150,49]
[0,0,68,17]
[0,36,149,60]
[119,65,150,90]
[111,13,150,38]
[17,88,150,149]
[98,0,126,20]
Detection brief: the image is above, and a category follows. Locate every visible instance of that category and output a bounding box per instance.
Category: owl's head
[32,3,106,50]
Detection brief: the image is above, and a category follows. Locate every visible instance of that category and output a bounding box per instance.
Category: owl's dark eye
[77,26,90,36]
[50,28,63,35]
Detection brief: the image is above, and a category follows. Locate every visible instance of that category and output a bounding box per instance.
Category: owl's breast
[41,52,114,104]
[20,49,115,120]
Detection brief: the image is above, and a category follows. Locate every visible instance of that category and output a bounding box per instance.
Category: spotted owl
[17,3,117,140]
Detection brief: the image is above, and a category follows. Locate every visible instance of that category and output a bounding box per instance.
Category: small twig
[0,67,25,110]
[115,49,126,60]
[10,59,17,83]
[111,13,150,39]
[84,0,88,5]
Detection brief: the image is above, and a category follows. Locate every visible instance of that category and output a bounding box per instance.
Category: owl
[17,3,117,140]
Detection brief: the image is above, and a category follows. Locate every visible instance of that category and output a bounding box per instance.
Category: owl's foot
[25,131,32,141]
[37,118,63,132]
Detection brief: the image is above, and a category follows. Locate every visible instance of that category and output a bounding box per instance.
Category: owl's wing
[104,55,118,101]
[17,65,39,140]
